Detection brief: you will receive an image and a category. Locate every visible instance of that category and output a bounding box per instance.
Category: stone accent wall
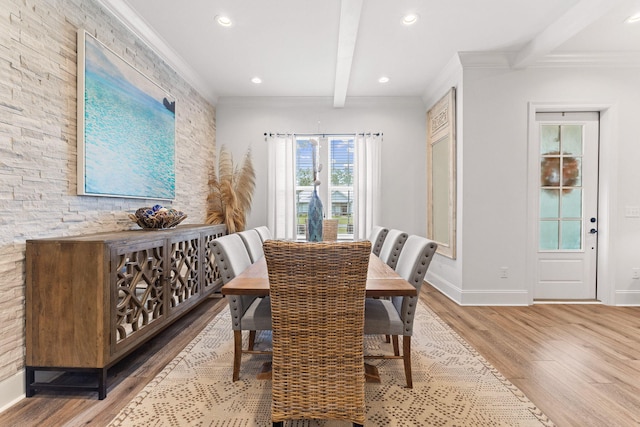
[0,0,216,383]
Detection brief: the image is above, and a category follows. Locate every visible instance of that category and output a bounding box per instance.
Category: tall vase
[307,187,323,242]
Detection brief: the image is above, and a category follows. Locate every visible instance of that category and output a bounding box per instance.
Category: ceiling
[99,0,640,106]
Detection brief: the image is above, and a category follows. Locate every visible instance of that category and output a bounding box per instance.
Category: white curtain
[267,134,297,239]
[353,133,382,240]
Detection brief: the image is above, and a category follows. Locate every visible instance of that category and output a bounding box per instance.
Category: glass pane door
[539,124,584,251]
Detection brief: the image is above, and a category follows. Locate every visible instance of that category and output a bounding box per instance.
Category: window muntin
[295,136,354,240]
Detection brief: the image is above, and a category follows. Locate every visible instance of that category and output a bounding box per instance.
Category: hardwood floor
[1,286,639,426]
[422,283,640,427]
[0,295,228,427]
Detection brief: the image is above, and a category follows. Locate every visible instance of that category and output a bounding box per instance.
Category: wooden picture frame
[427,87,456,259]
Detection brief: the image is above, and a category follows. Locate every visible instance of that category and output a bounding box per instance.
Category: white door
[533,112,599,300]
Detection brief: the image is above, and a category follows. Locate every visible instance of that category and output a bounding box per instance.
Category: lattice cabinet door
[167,230,202,314]
[112,238,166,356]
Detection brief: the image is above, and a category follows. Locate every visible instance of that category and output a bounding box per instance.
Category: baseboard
[459,289,530,306]
[426,272,531,305]
[425,271,462,303]
[0,370,24,414]
[0,369,66,414]
[614,290,640,306]
[429,279,638,306]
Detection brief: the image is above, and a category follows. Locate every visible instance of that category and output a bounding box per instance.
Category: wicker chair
[368,225,389,256]
[237,229,264,263]
[264,240,371,427]
[254,225,273,243]
[378,228,408,269]
[322,219,339,241]
[211,233,272,381]
[364,235,437,388]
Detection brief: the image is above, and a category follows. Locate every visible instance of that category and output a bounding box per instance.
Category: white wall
[459,60,640,305]
[215,96,428,236]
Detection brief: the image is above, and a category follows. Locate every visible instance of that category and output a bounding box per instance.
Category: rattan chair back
[322,219,339,241]
[264,240,371,426]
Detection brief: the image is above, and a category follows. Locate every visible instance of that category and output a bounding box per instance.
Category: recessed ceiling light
[251,77,262,84]
[626,12,640,23]
[378,76,390,83]
[215,15,233,27]
[402,13,419,26]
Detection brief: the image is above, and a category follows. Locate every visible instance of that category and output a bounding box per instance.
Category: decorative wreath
[540,153,579,188]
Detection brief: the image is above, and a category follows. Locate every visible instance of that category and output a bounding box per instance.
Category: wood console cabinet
[25,224,227,399]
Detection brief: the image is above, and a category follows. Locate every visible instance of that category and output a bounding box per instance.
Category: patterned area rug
[108,301,555,426]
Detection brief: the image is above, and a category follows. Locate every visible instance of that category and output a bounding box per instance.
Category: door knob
[589,228,598,234]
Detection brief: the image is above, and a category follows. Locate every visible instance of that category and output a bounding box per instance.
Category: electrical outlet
[633,268,640,279]
[499,267,508,278]
[626,206,640,218]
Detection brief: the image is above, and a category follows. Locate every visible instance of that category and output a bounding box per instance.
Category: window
[266,133,380,241]
[295,136,354,240]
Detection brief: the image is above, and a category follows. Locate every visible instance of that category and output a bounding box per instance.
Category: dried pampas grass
[206,146,255,233]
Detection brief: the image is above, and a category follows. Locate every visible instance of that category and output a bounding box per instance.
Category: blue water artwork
[78,31,176,200]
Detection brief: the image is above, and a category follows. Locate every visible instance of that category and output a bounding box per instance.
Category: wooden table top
[221,253,417,297]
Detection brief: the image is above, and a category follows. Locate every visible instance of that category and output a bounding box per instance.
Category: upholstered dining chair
[237,229,264,263]
[364,235,437,388]
[264,240,371,427]
[211,233,271,381]
[368,225,389,256]
[254,225,273,243]
[378,228,408,269]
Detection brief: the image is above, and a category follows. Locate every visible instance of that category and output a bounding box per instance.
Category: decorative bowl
[129,205,187,230]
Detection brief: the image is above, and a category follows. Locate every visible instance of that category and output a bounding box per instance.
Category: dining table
[220,252,416,383]
[220,252,417,298]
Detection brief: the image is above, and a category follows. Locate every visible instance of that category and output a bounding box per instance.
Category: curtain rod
[264,132,383,138]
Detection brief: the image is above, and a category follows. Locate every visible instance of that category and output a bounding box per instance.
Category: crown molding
[530,52,640,68]
[96,0,218,105]
[458,51,640,70]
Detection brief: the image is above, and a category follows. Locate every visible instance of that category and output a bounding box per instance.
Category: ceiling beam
[333,0,364,108]
[512,0,623,69]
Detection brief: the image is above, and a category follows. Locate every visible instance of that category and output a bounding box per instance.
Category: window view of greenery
[295,137,354,239]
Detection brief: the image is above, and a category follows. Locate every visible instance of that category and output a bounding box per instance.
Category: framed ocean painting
[77,30,176,200]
